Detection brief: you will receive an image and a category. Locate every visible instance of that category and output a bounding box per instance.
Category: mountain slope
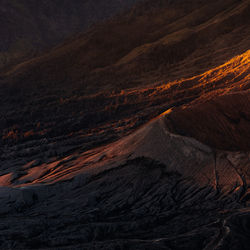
[1,0,248,145]
[0,0,138,69]
[1,48,249,152]
[3,0,249,92]
[1,49,249,185]
[0,0,249,249]
[0,78,249,250]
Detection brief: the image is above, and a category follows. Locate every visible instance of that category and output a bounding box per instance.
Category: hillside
[1,0,249,150]
[0,0,138,69]
[2,0,249,91]
[0,55,249,248]
[0,0,249,249]
[0,47,249,248]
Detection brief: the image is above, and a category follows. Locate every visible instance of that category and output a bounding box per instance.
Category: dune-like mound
[165,91,250,151]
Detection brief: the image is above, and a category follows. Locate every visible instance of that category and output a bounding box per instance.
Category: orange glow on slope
[3,50,249,188]
[111,50,250,103]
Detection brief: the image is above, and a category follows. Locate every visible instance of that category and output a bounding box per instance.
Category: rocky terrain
[0,0,249,249]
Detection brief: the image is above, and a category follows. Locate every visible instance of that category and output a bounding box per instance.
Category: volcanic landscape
[0,0,249,249]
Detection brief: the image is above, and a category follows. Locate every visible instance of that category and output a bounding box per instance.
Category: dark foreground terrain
[0,0,249,249]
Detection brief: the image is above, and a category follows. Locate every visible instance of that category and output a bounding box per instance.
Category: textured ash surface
[0,54,249,249]
[0,0,249,249]
[0,113,250,249]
